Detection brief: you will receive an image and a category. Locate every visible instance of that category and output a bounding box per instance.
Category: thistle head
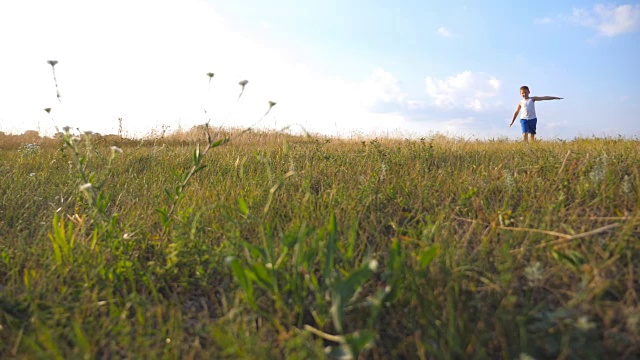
[237,80,249,100]
[262,100,277,116]
[44,108,51,114]
[206,72,214,79]
[47,60,58,67]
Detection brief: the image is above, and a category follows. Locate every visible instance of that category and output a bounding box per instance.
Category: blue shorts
[520,118,537,134]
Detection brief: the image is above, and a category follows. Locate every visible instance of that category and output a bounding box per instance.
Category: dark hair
[520,86,530,92]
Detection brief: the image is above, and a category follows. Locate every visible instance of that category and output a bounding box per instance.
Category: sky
[0,0,639,140]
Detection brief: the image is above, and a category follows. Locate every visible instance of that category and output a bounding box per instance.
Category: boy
[510,86,563,142]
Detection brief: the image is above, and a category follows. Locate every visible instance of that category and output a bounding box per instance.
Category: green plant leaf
[191,165,207,178]
[155,208,169,225]
[251,263,274,290]
[211,138,228,148]
[331,265,374,333]
[193,144,200,164]
[323,213,338,285]
[344,330,375,359]
[419,244,439,268]
[238,197,249,217]
[228,257,255,308]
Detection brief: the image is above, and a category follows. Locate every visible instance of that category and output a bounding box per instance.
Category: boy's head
[520,86,530,99]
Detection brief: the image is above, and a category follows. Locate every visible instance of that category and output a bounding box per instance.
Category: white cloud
[570,8,596,27]
[0,0,416,138]
[570,4,640,36]
[535,17,554,24]
[424,71,501,111]
[544,120,569,130]
[435,117,475,133]
[488,78,501,91]
[437,27,451,37]
[358,69,407,107]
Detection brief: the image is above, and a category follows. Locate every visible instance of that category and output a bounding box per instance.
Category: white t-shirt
[520,98,537,120]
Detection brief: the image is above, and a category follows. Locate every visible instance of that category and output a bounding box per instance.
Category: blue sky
[0,0,638,139]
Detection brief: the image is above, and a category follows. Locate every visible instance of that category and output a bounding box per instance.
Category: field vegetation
[0,128,639,359]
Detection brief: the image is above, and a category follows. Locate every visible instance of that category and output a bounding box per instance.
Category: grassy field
[0,128,639,359]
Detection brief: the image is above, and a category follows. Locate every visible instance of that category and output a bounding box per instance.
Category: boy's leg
[520,119,529,142]
[529,118,537,142]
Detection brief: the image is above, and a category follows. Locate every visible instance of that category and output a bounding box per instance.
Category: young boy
[510,86,563,142]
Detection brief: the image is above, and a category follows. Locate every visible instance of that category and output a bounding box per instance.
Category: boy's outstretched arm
[509,103,521,127]
[531,96,563,101]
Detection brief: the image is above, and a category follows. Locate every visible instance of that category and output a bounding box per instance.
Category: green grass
[0,130,639,359]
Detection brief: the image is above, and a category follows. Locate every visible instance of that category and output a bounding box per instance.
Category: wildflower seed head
[622,175,632,194]
[47,60,58,67]
[589,154,609,184]
[19,143,40,157]
[44,107,51,114]
[524,262,543,287]
[268,101,277,108]
[239,80,248,87]
[589,167,605,184]
[368,259,379,271]
[62,126,71,133]
[503,170,515,190]
[576,316,596,331]
[206,72,214,79]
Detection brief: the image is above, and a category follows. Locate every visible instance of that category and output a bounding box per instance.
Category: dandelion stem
[48,60,61,102]
[237,80,248,101]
